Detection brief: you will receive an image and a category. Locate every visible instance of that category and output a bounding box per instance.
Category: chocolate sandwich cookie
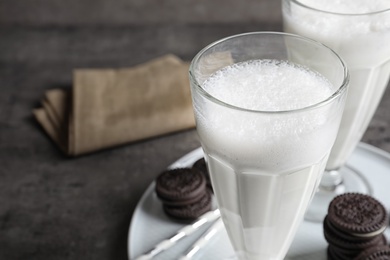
[325,216,375,242]
[159,190,205,207]
[324,193,389,260]
[192,158,213,191]
[155,168,206,202]
[325,234,386,259]
[327,193,388,237]
[327,246,338,260]
[155,167,212,221]
[354,245,390,260]
[163,190,212,220]
[328,245,354,260]
[324,216,386,251]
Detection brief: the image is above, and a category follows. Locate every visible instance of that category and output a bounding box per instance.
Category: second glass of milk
[189,32,348,260]
[282,0,390,221]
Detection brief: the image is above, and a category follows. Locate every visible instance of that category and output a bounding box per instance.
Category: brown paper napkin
[34,54,195,156]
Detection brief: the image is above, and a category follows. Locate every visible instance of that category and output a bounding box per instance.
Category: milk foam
[195,59,340,173]
[202,59,333,111]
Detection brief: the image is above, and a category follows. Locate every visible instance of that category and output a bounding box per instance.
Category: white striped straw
[133,209,220,260]
[178,218,224,260]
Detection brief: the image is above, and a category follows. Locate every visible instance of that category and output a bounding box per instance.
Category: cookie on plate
[163,190,212,220]
[155,168,210,221]
[327,193,388,237]
[155,168,206,202]
[324,216,387,251]
[354,245,390,260]
[327,245,353,260]
[324,193,389,260]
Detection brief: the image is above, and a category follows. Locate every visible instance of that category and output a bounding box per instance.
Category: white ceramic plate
[128,143,390,260]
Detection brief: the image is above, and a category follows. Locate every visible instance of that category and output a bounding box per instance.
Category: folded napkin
[34,54,195,156]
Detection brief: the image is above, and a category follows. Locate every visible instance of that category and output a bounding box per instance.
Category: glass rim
[284,0,390,16]
[189,31,349,115]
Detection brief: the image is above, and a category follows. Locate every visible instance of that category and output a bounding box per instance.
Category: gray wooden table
[0,1,389,259]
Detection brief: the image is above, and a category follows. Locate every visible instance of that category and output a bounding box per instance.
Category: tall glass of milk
[189,32,348,260]
[282,0,390,221]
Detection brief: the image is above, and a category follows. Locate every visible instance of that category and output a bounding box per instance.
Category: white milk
[283,0,390,169]
[193,60,341,259]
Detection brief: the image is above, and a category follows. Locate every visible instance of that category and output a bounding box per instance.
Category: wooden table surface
[1,1,389,259]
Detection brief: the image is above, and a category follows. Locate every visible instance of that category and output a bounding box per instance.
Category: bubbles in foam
[202,59,334,111]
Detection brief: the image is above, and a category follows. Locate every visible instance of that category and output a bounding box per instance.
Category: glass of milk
[282,0,390,222]
[189,32,348,260]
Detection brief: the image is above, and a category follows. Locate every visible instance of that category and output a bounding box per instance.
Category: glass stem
[319,170,345,193]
